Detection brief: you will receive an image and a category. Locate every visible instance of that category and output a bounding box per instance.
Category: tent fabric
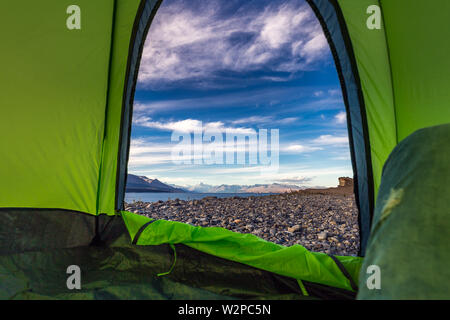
[0,0,116,214]
[1,245,350,300]
[308,0,450,254]
[358,124,450,299]
[0,0,161,216]
[0,208,357,300]
[337,0,450,198]
[122,211,362,292]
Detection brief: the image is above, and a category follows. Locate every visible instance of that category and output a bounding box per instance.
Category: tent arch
[120,0,378,255]
[114,0,163,212]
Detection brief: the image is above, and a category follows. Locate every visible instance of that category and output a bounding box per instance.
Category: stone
[287,225,301,233]
[318,232,328,240]
[253,228,263,235]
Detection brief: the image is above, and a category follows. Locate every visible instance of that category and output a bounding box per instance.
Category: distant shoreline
[125,189,278,194]
[125,192,277,203]
[125,188,185,193]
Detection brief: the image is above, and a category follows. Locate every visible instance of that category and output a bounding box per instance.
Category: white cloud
[275,176,312,184]
[312,134,349,145]
[138,0,330,88]
[328,89,341,96]
[334,111,347,124]
[301,32,328,63]
[231,115,299,125]
[134,88,289,114]
[283,144,322,153]
[314,90,325,97]
[132,85,342,115]
[331,155,351,161]
[128,139,178,166]
[133,116,256,135]
[277,117,299,125]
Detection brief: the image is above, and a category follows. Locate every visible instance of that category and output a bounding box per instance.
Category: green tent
[0,0,448,300]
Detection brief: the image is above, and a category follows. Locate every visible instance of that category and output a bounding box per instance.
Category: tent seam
[96,0,118,219]
[379,0,399,145]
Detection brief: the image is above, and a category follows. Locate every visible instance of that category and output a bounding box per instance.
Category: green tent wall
[0,0,156,215]
[0,0,449,299]
[308,0,450,254]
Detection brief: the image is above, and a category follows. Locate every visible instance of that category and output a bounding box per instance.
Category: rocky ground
[125,186,360,256]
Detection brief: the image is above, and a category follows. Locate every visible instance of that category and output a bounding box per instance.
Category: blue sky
[129,0,352,188]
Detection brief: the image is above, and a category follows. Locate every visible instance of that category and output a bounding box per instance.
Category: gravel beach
[125,186,360,256]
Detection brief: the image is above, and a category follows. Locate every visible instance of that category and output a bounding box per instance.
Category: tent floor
[0,209,355,300]
[1,243,302,300]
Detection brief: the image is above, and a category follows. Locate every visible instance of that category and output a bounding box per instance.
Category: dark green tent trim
[116,0,163,211]
[306,0,375,256]
[113,0,378,257]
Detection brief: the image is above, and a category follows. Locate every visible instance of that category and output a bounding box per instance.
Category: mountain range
[178,182,311,194]
[126,174,186,193]
[126,174,320,193]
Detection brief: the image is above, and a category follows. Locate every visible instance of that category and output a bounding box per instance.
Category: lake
[125,192,276,203]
